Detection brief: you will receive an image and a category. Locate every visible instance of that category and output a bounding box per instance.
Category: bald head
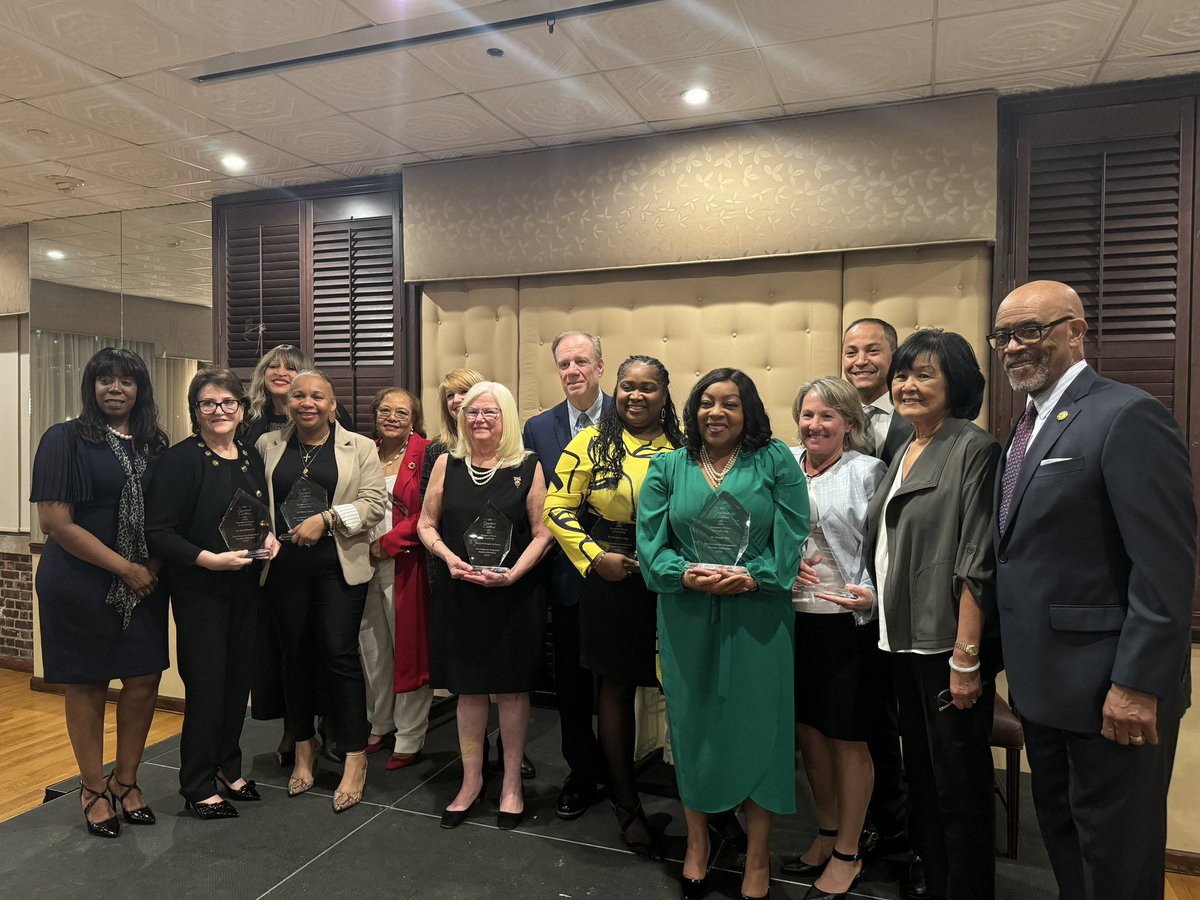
[993,280,1088,396]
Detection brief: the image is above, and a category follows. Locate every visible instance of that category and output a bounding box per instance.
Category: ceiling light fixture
[221,154,248,172]
[46,250,65,260]
[681,87,711,106]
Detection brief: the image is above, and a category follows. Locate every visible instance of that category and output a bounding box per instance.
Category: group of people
[32,278,1194,900]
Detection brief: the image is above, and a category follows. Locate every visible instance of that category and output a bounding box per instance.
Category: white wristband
[948,658,981,674]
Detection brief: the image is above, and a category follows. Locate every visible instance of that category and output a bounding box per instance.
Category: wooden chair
[990,694,1025,859]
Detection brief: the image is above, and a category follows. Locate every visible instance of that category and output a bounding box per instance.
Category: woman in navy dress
[31,348,169,838]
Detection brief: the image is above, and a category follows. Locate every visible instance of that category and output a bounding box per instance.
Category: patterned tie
[861,406,878,457]
[575,411,591,435]
[998,402,1037,532]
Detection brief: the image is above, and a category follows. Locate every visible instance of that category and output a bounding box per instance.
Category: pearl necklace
[700,442,741,487]
[466,455,501,486]
[106,425,134,441]
[380,434,411,469]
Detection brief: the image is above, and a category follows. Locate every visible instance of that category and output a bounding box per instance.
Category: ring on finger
[1130,735,1146,745]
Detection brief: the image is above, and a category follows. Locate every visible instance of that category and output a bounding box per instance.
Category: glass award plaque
[219,489,272,559]
[589,517,637,557]
[687,491,751,573]
[464,501,513,572]
[281,476,329,533]
[793,528,855,604]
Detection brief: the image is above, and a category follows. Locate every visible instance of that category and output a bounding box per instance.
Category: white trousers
[359,560,432,754]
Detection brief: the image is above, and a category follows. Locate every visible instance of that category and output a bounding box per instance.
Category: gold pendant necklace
[298,433,329,477]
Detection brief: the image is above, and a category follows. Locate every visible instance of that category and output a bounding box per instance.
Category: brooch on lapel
[407,461,416,470]
[513,476,522,487]
[1056,410,1069,421]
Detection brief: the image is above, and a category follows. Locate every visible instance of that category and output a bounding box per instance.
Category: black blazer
[879,410,914,467]
[522,395,614,605]
[994,366,1196,733]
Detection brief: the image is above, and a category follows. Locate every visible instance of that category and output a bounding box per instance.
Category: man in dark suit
[522,330,611,819]
[992,280,1195,900]
[841,317,918,890]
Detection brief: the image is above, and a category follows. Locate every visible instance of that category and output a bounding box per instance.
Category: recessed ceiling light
[46,250,65,260]
[486,47,504,58]
[681,87,711,106]
[221,154,248,172]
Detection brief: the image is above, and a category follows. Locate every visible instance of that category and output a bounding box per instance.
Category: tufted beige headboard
[422,243,992,442]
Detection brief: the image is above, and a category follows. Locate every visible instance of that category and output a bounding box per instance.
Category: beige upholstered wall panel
[516,255,844,441]
[420,280,519,431]
[405,94,997,281]
[843,244,993,422]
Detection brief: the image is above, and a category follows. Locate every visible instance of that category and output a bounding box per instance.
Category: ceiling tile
[85,187,203,210]
[279,48,457,112]
[352,95,523,151]
[420,138,537,160]
[783,87,932,117]
[241,166,345,189]
[0,101,131,167]
[161,178,255,201]
[127,0,369,53]
[934,65,1097,94]
[761,24,932,105]
[936,1,1127,82]
[738,0,933,45]
[342,0,494,25]
[567,0,752,68]
[0,25,114,99]
[0,160,139,198]
[938,0,1083,17]
[120,203,210,227]
[28,82,222,145]
[605,48,780,122]
[31,214,121,240]
[1098,52,1200,82]
[410,23,595,92]
[129,71,339,130]
[326,154,428,178]
[149,133,314,176]
[32,229,120,257]
[0,177,65,207]
[246,115,415,164]
[647,104,784,130]
[0,204,50,226]
[1109,0,1200,60]
[528,123,654,148]
[61,146,211,187]
[475,74,643,138]
[18,195,113,217]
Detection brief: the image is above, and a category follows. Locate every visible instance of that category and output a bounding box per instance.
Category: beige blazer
[257,423,387,586]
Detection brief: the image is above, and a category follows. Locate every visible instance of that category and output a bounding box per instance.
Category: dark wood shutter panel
[224,222,302,373]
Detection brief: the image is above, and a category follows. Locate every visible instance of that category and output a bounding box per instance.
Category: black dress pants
[173,572,259,803]
[268,545,370,754]
[866,641,910,837]
[551,601,604,785]
[892,651,997,900]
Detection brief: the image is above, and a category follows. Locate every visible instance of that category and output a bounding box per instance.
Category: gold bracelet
[587,550,606,575]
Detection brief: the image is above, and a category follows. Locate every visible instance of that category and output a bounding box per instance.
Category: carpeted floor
[0,700,1057,899]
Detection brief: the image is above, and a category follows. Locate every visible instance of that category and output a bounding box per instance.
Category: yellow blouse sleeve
[543,428,603,577]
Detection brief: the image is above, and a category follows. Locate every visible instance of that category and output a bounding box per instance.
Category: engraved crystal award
[219,488,272,559]
[589,518,637,557]
[795,529,854,601]
[687,491,751,573]
[464,501,514,572]
[280,477,329,533]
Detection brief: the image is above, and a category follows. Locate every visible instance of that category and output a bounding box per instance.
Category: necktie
[862,406,878,457]
[998,402,1037,532]
[575,412,591,434]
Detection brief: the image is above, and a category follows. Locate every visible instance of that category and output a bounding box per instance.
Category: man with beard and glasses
[991,280,1195,900]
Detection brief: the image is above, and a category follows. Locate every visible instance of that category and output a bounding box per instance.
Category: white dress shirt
[568,393,605,435]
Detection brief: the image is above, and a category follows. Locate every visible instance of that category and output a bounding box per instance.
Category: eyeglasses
[937,681,991,713]
[376,408,411,421]
[986,316,1073,351]
[196,398,242,414]
[463,408,501,421]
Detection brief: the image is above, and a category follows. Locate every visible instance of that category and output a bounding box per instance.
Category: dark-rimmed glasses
[986,316,1073,351]
[196,398,242,414]
[937,681,992,713]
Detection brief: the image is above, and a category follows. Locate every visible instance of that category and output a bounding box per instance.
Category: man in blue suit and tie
[992,280,1195,900]
[523,330,612,818]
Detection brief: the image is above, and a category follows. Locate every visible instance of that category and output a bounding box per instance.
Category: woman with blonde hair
[418,381,553,830]
[420,367,485,497]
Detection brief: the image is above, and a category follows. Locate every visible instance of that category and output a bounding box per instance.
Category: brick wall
[0,550,33,661]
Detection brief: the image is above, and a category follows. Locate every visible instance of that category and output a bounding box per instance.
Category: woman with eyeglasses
[258,369,386,814]
[146,368,280,820]
[418,381,553,831]
[862,330,1001,900]
[32,347,169,839]
[360,387,433,770]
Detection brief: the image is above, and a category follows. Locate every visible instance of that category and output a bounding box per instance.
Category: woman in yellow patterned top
[544,354,683,859]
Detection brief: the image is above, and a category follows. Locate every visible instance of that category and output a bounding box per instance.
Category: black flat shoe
[613,800,662,860]
[108,772,155,825]
[802,847,863,900]
[556,778,599,820]
[780,826,837,876]
[440,788,484,829]
[218,777,262,802]
[185,798,239,820]
[709,808,748,853]
[497,785,525,830]
[680,867,712,900]
[79,781,119,839]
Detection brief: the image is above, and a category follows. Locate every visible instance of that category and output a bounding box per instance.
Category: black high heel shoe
[780,826,838,877]
[496,784,525,830]
[108,772,155,825]
[680,867,712,900]
[801,847,863,900]
[440,784,485,829]
[79,781,119,838]
[613,800,662,859]
[217,776,262,802]
[184,798,239,820]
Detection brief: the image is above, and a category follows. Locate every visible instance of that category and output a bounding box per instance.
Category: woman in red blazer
[359,387,433,770]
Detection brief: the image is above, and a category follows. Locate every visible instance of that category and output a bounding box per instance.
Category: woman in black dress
[32,348,169,838]
[418,381,553,831]
[258,370,386,814]
[146,368,280,820]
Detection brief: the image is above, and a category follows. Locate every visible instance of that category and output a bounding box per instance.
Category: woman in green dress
[638,368,809,900]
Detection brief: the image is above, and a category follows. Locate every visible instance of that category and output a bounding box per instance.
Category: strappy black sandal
[780,826,838,876]
[107,771,156,825]
[79,780,119,838]
[612,800,662,860]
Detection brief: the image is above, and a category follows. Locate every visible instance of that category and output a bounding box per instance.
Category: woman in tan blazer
[257,370,386,814]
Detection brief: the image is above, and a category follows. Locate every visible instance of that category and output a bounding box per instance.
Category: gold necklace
[298,432,330,477]
[700,442,741,487]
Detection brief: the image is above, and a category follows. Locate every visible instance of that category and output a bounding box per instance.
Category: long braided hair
[590,354,684,477]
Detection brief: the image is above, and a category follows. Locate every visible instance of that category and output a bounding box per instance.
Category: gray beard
[1005,356,1051,394]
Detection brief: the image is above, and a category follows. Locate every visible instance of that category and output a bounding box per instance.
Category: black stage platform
[0,701,1057,899]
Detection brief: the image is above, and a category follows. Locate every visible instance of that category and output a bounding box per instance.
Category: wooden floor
[0,667,182,822]
[0,666,1196,897]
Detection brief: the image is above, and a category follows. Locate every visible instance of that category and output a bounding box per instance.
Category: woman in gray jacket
[864,330,1000,900]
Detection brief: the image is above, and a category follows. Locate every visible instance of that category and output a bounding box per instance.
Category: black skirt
[579,571,658,687]
[793,612,885,741]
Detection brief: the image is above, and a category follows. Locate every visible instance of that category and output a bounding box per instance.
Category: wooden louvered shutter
[218,202,303,376]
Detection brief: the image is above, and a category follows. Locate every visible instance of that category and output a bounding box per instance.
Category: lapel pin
[1056,410,1069,421]
[407,461,416,470]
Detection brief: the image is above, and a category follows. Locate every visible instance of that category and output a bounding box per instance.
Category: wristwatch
[954,641,980,657]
